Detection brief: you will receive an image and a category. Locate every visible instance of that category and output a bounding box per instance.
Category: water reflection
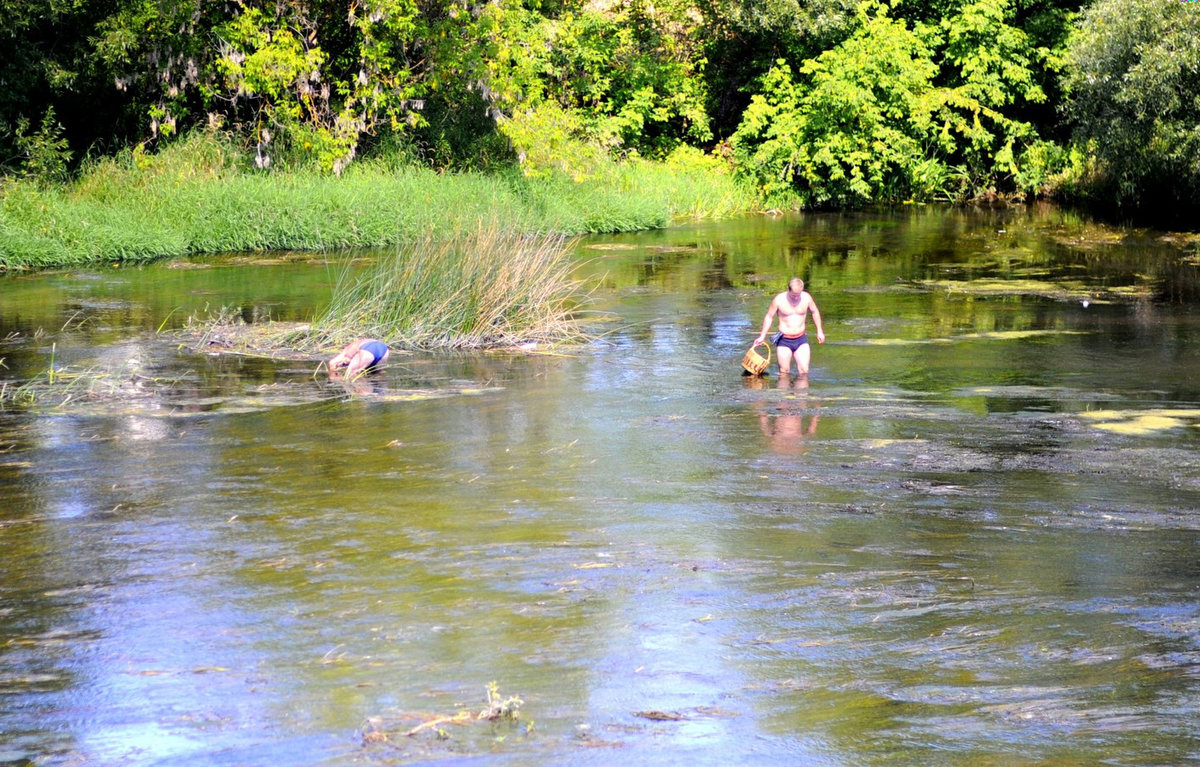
[750,374,821,456]
[332,370,389,399]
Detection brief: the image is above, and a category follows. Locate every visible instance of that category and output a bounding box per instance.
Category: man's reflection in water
[748,372,819,454]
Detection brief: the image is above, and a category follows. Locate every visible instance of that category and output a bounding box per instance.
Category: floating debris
[362,682,525,745]
[634,710,687,721]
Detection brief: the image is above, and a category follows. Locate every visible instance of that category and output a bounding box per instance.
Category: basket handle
[752,340,772,365]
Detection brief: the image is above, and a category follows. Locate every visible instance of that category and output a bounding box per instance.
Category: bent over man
[328,338,389,380]
[754,278,825,376]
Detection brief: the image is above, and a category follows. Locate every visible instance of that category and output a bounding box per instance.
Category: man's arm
[754,297,779,344]
[807,295,825,343]
[329,339,363,370]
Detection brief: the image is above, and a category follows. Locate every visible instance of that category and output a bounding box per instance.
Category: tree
[478,0,712,176]
[695,0,857,138]
[931,0,1047,195]
[1062,0,1200,221]
[729,4,943,205]
[0,0,165,173]
[729,0,1058,205]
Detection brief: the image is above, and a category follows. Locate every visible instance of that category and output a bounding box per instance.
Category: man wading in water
[754,278,826,377]
[328,338,390,380]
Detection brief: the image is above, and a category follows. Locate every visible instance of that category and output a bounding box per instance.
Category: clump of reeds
[310,225,592,349]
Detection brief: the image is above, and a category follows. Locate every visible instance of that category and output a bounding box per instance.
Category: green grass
[0,134,761,270]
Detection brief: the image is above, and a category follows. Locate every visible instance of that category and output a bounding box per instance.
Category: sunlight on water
[3,207,1200,764]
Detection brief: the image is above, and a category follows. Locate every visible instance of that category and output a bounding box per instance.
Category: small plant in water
[478,681,523,721]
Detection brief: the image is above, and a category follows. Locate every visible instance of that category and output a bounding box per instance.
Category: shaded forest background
[1,0,1197,225]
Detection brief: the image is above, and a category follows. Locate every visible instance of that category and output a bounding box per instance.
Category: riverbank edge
[0,145,765,271]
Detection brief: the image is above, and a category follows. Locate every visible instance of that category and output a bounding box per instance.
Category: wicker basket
[741,341,772,375]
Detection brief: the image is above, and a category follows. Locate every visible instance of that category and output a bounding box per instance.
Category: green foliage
[497,103,615,181]
[696,0,858,138]
[730,6,942,205]
[1010,138,1074,197]
[401,93,516,172]
[1061,0,1200,222]
[13,107,72,185]
[930,0,1046,195]
[211,4,354,172]
[91,0,214,142]
[729,0,1057,205]
[94,0,432,174]
[0,130,758,269]
[479,0,711,176]
[0,0,172,171]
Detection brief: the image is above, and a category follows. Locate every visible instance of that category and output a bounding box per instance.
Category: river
[2,204,1200,765]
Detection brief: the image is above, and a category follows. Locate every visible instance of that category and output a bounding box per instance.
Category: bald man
[754,278,825,375]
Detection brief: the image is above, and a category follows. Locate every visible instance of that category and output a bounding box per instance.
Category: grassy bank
[0,135,761,270]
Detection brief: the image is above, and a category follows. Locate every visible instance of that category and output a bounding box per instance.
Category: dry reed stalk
[311,224,593,350]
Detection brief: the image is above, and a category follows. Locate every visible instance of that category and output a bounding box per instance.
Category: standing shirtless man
[754,278,826,376]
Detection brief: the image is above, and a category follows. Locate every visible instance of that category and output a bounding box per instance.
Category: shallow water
[3,205,1200,765]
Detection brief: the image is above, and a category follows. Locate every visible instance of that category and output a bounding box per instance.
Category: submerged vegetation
[362,681,526,746]
[0,354,194,413]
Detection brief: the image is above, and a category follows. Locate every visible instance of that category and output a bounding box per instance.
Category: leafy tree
[1062,0,1200,221]
[478,0,711,177]
[90,0,218,146]
[729,0,1057,205]
[730,5,943,205]
[206,0,439,173]
[696,0,857,137]
[0,0,163,171]
[930,0,1046,195]
[1001,0,1082,142]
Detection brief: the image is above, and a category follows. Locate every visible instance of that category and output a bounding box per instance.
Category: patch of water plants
[183,224,596,356]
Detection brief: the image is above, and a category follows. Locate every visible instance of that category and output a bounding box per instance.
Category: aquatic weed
[310,224,595,350]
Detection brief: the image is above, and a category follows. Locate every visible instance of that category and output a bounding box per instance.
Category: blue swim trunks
[774,333,808,352]
[360,340,389,369]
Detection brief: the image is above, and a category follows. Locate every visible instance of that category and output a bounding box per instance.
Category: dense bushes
[0,0,1196,225]
[1060,0,1200,225]
[729,0,1051,207]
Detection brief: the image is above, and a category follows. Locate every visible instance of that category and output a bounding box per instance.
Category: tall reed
[310,225,591,349]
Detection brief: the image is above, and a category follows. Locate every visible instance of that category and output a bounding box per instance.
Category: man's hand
[817,331,826,344]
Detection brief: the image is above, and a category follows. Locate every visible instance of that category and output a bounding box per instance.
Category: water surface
[3,205,1200,765]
